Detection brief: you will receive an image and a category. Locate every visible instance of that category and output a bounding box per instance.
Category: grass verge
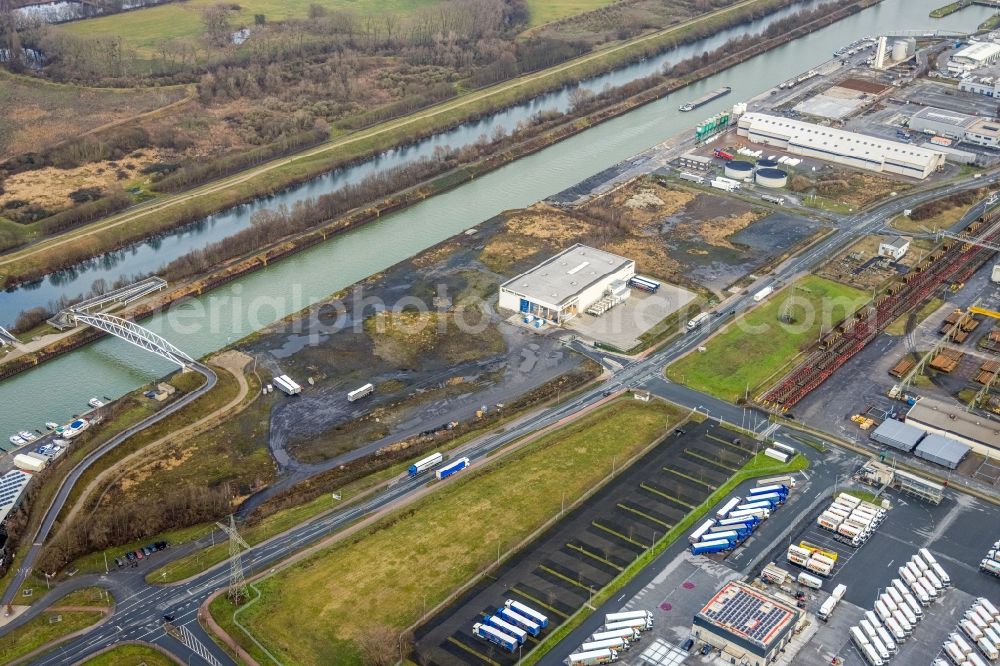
[209,399,683,665]
[666,276,868,401]
[521,450,809,665]
[79,644,177,666]
[0,609,105,665]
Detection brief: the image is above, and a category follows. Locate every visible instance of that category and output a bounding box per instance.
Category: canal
[0,0,993,437]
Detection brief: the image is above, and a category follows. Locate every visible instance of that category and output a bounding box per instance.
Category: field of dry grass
[0,72,188,161]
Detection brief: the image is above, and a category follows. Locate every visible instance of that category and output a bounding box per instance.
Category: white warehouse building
[948,41,1000,74]
[498,244,635,324]
[736,112,945,178]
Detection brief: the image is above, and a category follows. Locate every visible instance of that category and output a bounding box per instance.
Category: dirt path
[58,351,254,531]
[0,0,767,272]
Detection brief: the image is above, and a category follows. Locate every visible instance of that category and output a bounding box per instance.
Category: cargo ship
[679,86,731,112]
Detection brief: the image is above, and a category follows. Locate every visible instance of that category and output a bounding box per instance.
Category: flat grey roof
[500,244,633,308]
[910,106,977,128]
[882,236,910,250]
[871,419,925,451]
[905,397,1000,447]
[914,433,971,466]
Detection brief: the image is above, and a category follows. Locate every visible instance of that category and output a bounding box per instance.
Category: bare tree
[201,4,232,48]
[357,625,410,666]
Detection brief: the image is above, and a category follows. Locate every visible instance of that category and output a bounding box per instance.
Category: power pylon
[216,515,250,604]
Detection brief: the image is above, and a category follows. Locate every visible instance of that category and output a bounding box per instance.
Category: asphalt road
[3,174,1000,665]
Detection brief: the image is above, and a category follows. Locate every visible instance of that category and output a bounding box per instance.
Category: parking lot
[412,421,757,665]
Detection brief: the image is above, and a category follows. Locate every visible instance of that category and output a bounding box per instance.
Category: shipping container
[761,563,789,584]
[880,593,897,613]
[605,611,652,626]
[891,579,909,599]
[864,610,882,629]
[581,638,629,653]
[506,600,548,629]
[689,519,716,544]
[919,548,938,567]
[797,572,823,589]
[860,619,879,642]
[691,539,732,555]
[911,556,929,573]
[875,600,893,623]
[900,566,917,586]
[968,653,989,666]
[716,497,742,520]
[869,634,890,662]
[605,618,651,632]
[925,570,943,591]
[728,508,769,520]
[968,611,989,631]
[408,452,443,476]
[702,530,739,543]
[756,475,796,488]
[736,500,774,512]
[954,634,974,655]
[898,602,917,627]
[787,545,811,565]
[591,628,640,643]
[916,577,937,600]
[806,558,833,577]
[273,375,302,395]
[749,484,789,498]
[771,442,797,458]
[980,598,1000,619]
[764,448,790,463]
[903,593,923,619]
[827,506,851,519]
[818,513,843,530]
[347,383,375,402]
[837,493,861,508]
[747,492,784,507]
[887,586,903,606]
[811,553,836,568]
[851,626,871,648]
[717,516,759,529]
[569,648,618,666]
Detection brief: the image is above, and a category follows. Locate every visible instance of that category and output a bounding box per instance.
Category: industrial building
[914,433,971,470]
[905,396,1000,456]
[0,469,32,525]
[498,244,635,324]
[878,236,910,261]
[736,112,945,178]
[692,581,801,666]
[908,107,1000,148]
[871,418,925,452]
[948,41,1000,75]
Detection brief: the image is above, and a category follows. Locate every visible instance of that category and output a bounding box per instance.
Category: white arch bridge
[70,312,193,369]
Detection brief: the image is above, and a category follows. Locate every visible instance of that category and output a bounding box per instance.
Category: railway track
[760,214,1000,410]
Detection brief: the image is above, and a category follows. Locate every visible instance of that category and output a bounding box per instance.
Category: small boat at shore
[88,397,105,409]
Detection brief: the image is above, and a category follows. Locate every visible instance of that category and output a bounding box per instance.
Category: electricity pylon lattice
[217,515,250,604]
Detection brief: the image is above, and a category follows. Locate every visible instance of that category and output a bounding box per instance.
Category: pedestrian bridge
[70,312,193,369]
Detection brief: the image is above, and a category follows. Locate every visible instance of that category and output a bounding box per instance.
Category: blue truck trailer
[505,600,549,629]
[435,457,470,480]
[691,539,732,555]
[485,615,527,644]
[717,516,759,529]
[498,607,541,636]
[473,623,517,652]
[749,484,789,498]
[708,524,751,539]
[408,452,443,476]
[747,492,784,506]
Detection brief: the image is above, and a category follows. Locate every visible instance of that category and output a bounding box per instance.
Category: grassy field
[62,0,443,55]
[210,399,683,665]
[0,609,105,664]
[80,644,176,666]
[0,70,188,160]
[52,587,114,607]
[524,0,618,26]
[667,276,868,402]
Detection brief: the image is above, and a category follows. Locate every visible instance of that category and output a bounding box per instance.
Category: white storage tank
[724,160,755,181]
[755,167,788,188]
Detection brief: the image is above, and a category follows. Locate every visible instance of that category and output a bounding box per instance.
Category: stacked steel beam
[760,216,1000,410]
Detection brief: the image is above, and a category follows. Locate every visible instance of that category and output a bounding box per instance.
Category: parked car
[682,639,694,652]
[701,644,712,655]
[114,557,124,568]
[125,552,135,561]
[134,550,144,560]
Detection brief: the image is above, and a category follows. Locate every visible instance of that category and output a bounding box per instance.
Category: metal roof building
[949,41,1000,73]
[498,244,635,324]
[871,419,925,452]
[914,433,971,469]
[905,396,1000,456]
[736,113,945,178]
[908,107,977,139]
[692,581,801,666]
[0,469,32,525]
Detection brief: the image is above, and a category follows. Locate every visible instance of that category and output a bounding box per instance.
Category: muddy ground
[241,216,589,467]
